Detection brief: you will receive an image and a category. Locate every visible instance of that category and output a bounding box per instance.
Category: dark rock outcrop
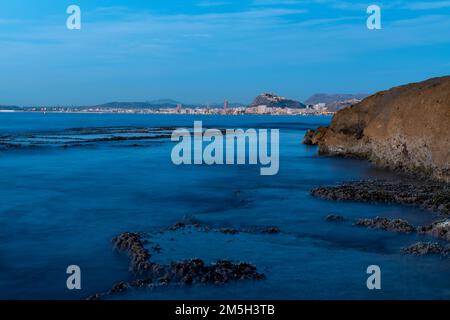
[101,259,265,298]
[304,76,450,182]
[110,282,129,293]
[260,226,281,234]
[112,232,152,274]
[355,217,416,233]
[325,214,346,222]
[166,217,282,235]
[419,220,450,241]
[303,127,328,146]
[100,239,265,300]
[100,222,270,299]
[402,242,449,256]
[311,180,450,214]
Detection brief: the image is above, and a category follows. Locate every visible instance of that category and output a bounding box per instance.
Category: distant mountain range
[0,93,370,112]
[95,99,246,109]
[95,100,181,109]
[305,93,369,112]
[305,93,369,105]
[0,105,20,110]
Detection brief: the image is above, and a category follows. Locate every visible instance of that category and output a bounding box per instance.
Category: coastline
[0,110,335,116]
[302,77,450,266]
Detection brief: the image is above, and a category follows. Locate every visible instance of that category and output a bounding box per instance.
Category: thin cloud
[405,1,450,10]
[253,0,303,5]
[196,1,232,7]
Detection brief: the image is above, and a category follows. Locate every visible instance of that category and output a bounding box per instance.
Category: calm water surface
[0,113,448,300]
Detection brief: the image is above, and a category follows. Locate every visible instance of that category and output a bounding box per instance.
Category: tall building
[224,100,229,112]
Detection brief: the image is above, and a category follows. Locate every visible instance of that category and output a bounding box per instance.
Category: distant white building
[257,105,267,114]
[313,103,326,110]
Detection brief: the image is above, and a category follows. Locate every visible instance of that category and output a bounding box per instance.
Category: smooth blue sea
[0,113,449,300]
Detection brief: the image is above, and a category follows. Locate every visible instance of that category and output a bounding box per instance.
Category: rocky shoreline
[312,180,450,255]
[305,78,450,262]
[420,220,450,241]
[322,213,450,258]
[401,242,450,256]
[311,180,450,215]
[355,217,416,233]
[324,214,450,244]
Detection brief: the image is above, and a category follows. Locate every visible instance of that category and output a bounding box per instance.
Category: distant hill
[95,100,245,109]
[0,105,20,110]
[249,93,306,109]
[305,93,369,112]
[95,102,154,109]
[95,100,184,109]
[305,93,369,105]
[148,99,183,108]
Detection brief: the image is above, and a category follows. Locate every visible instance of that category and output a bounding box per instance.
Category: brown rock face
[316,76,450,182]
[303,127,328,145]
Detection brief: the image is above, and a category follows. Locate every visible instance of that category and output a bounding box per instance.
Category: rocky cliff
[306,76,450,182]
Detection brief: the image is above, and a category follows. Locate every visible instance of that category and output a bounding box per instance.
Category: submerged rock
[167,259,265,285]
[169,222,187,231]
[220,228,240,235]
[112,230,266,285]
[152,244,162,253]
[103,223,267,299]
[96,258,265,299]
[0,126,174,151]
[112,232,152,274]
[260,226,281,234]
[166,217,282,235]
[355,217,416,233]
[86,293,102,301]
[325,214,346,222]
[311,180,450,214]
[419,220,450,241]
[402,242,449,256]
[110,282,129,294]
[99,256,264,299]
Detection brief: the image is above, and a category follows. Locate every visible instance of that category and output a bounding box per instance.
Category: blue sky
[1,0,450,105]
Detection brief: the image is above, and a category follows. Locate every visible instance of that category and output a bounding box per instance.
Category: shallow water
[0,113,448,300]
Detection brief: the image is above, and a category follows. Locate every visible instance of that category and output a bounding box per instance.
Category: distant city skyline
[1,0,450,106]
